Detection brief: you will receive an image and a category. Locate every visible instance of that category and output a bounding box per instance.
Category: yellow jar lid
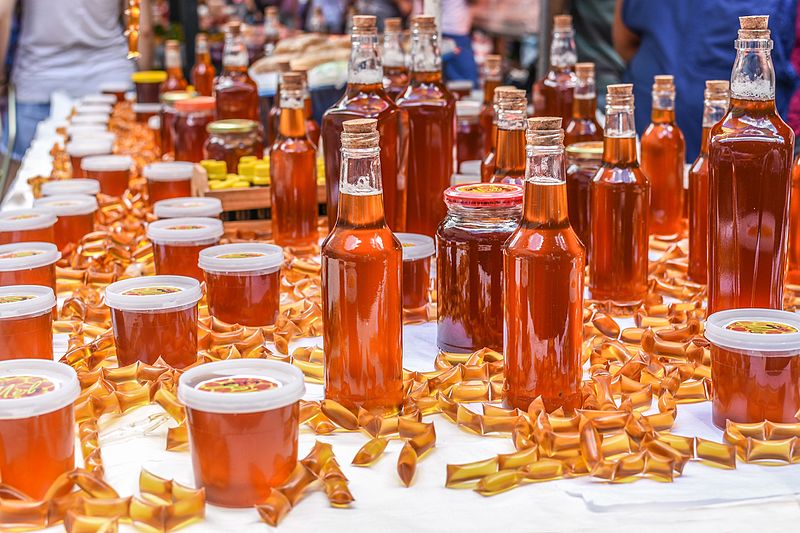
[160,90,197,105]
[132,70,168,84]
[207,119,259,134]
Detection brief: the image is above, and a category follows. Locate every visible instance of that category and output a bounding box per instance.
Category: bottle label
[0,375,56,399]
[122,286,182,297]
[217,252,265,259]
[0,295,35,305]
[196,375,280,393]
[725,320,798,334]
[166,225,205,231]
[0,250,42,259]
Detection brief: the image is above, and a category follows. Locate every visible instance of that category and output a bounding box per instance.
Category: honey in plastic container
[66,139,113,179]
[0,285,56,361]
[105,275,201,368]
[100,81,131,103]
[34,194,98,252]
[74,103,113,116]
[147,217,224,281]
[0,242,60,293]
[132,70,167,104]
[705,308,800,427]
[0,359,80,499]
[199,243,283,327]
[82,93,117,106]
[395,233,435,311]
[0,209,57,245]
[40,178,101,197]
[80,155,133,197]
[178,359,305,507]
[144,161,195,204]
[153,196,223,219]
[70,113,110,127]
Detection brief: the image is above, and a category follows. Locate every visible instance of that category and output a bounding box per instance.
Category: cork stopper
[485,54,502,70]
[575,62,594,78]
[341,119,379,149]
[227,21,241,35]
[526,117,564,146]
[498,89,527,110]
[653,75,675,93]
[293,66,309,83]
[385,17,402,32]
[553,14,572,31]
[266,6,279,17]
[738,15,770,39]
[277,60,292,72]
[166,39,179,50]
[353,15,376,31]
[412,15,437,31]
[607,83,633,105]
[281,72,303,91]
[706,79,730,92]
[493,85,519,103]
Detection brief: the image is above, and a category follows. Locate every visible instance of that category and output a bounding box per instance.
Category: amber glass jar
[174,97,215,163]
[204,119,264,173]
[565,140,602,252]
[160,91,195,158]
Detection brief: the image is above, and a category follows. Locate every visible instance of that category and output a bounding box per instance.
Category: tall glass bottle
[532,15,576,123]
[215,22,260,122]
[321,15,405,232]
[789,155,800,284]
[480,85,515,182]
[641,75,685,239]
[295,67,320,148]
[267,61,292,146]
[191,33,215,97]
[382,17,408,101]
[264,6,281,56]
[564,62,602,146]
[688,80,729,283]
[504,117,584,412]
[490,89,527,185]
[709,16,794,313]
[162,40,188,92]
[270,72,319,251]
[321,119,403,415]
[589,83,650,305]
[397,16,455,237]
[479,54,502,156]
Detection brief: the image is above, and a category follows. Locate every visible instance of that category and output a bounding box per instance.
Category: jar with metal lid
[565,141,602,253]
[174,97,216,163]
[160,90,196,157]
[204,119,264,173]
[436,183,523,354]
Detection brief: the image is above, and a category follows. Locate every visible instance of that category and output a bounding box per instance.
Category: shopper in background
[571,0,623,108]
[441,0,478,87]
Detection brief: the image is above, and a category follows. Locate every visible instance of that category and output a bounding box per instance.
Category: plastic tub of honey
[81,93,117,106]
[199,243,283,327]
[144,161,195,204]
[395,233,434,311]
[34,195,97,252]
[100,81,131,103]
[154,197,223,219]
[0,359,80,499]
[0,242,60,292]
[0,209,57,245]
[147,217,223,281]
[75,103,113,116]
[69,131,116,147]
[65,123,108,140]
[132,70,167,104]
[41,178,101,197]
[705,308,800,427]
[178,359,305,507]
[81,155,132,196]
[105,275,201,368]
[66,139,113,179]
[0,285,56,361]
[70,113,109,127]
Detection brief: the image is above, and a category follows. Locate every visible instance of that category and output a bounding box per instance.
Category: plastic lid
[105,275,202,311]
[447,80,474,91]
[132,70,168,84]
[0,209,58,232]
[160,90,196,105]
[34,194,98,216]
[459,160,481,176]
[100,81,132,92]
[66,139,114,157]
[705,308,800,354]
[456,100,481,117]
[207,119,258,134]
[175,96,215,112]
[0,285,56,319]
[41,179,101,197]
[133,103,162,113]
[199,243,283,273]
[147,217,224,244]
[566,141,603,159]
[71,113,110,125]
[154,197,223,219]
[144,161,194,182]
[395,233,435,261]
[0,360,80,419]
[81,94,117,106]
[80,154,133,173]
[66,123,107,137]
[444,183,523,208]
[70,131,116,145]
[178,359,305,414]
[0,242,60,271]
[75,104,113,115]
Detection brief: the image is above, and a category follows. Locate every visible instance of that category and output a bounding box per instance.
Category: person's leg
[2,101,51,160]
[442,33,479,87]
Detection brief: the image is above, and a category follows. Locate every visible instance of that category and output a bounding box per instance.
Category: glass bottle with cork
[162,39,188,92]
[382,17,408,101]
[490,88,527,185]
[215,21,260,123]
[479,54,502,157]
[564,62,602,146]
[480,85,515,182]
[267,61,292,146]
[191,33,215,97]
[532,15,576,123]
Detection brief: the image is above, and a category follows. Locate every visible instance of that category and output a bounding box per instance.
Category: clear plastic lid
[0,209,58,231]
[154,197,223,219]
[0,360,80,419]
[80,155,132,173]
[144,161,194,182]
[34,194,98,216]
[41,179,101,197]
[705,308,800,354]
[178,359,305,414]
[66,139,114,158]
[147,217,224,244]
[133,103,162,114]
[75,104,113,115]
[105,275,202,311]
[81,94,117,106]
[199,243,283,273]
[100,81,132,93]
[66,123,107,137]
[71,113,110,125]
[395,233,435,261]
[0,285,56,319]
[70,131,116,145]
[0,242,60,271]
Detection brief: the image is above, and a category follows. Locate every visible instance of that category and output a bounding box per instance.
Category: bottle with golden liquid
[264,6,280,56]
[688,80,729,284]
[709,16,794,313]
[480,85,515,182]
[789,155,800,284]
[641,75,685,239]
[504,117,585,412]
[490,88,527,185]
[267,61,292,147]
[532,15,576,123]
[191,33,215,97]
[564,62,602,146]
[589,83,650,306]
[215,22,260,122]
[396,15,456,237]
[270,72,319,252]
[321,16,405,232]
[162,40,188,92]
[294,67,320,148]
[321,119,403,415]
[479,55,503,157]
[382,17,408,101]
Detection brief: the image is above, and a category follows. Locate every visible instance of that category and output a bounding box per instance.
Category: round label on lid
[0,285,56,319]
[724,320,798,334]
[122,286,182,297]
[0,360,80,420]
[196,375,280,394]
[9,214,37,221]
[147,217,224,244]
[0,295,34,305]
[0,250,40,259]
[444,182,524,208]
[0,242,61,271]
[0,375,56,399]
[153,197,223,219]
[217,252,265,260]
[105,275,201,311]
[395,233,435,261]
[167,225,205,231]
[0,210,57,232]
[34,194,98,216]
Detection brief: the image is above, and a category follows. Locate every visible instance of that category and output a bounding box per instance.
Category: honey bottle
[214,22,260,122]
[263,6,281,56]
[532,15,576,123]
[490,88,527,185]
[267,61,292,146]
[382,17,409,101]
[479,54,503,157]
[191,33,216,97]
[564,62,602,146]
[480,85,515,182]
[162,39,188,92]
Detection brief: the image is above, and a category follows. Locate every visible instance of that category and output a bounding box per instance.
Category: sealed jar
[0,209,57,245]
[204,119,264,173]
[144,161,195,204]
[456,101,484,174]
[160,90,196,157]
[41,178,101,198]
[0,285,56,361]
[395,233,435,312]
[705,308,800,427]
[100,81,131,103]
[67,139,114,179]
[105,275,201,368]
[174,97,216,163]
[80,155,132,196]
[132,70,167,103]
[178,359,305,507]
[436,183,523,353]
[66,123,109,140]
[0,242,60,292]
[34,194,98,252]
[199,243,283,327]
[0,359,79,499]
[154,197,223,219]
[147,217,224,281]
[565,141,602,252]
[134,103,162,124]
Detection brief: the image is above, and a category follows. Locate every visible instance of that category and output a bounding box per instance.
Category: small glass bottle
[479,54,502,157]
[532,15,576,123]
[267,61,292,147]
[162,39,188,93]
[480,85,515,182]
[565,140,602,253]
[309,6,328,34]
[564,62,603,146]
[294,67,320,148]
[215,22,260,122]
[382,17,408,101]
[263,6,281,56]
[789,154,800,284]
[490,88,527,185]
[456,101,483,173]
[191,33,216,97]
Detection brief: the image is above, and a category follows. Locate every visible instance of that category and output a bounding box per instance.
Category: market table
[4,97,800,532]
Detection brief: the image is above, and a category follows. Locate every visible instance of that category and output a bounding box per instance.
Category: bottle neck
[523,142,569,226]
[223,32,249,69]
[410,29,441,74]
[572,76,596,118]
[731,39,775,101]
[279,90,307,137]
[603,99,637,165]
[348,32,383,85]
[550,30,577,70]
[165,46,182,71]
[383,30,406,68]
[483,78,500,105]
[699,126,711,155]
[337,146,385,226]
[651,91,675,123]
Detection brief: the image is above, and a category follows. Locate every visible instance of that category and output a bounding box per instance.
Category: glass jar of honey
[147,217,224,281]
[132,70,167,104]
[565,141,602,252]
[0,209,57,245]
[80,155,132,197]
[0,285,56,361]
[204,119,263,173]
[67,139,114,179]
[0,242,60,293]
[41,178,101,197]
[34,194,98,252]
[160,90,196,157]
[144,161,195,204]
[174,97,216,163]
[395,233,435,312]
[154,197,223,219]
[436,183,522,354]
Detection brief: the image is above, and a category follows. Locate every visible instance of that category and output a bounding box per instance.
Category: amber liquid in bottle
[479,55,502,156]
[481,85,514,183]
[532,17,576,123]
[163,40,188,93]
[490,91,527,185]
[215,23,260,122]
[383,19,408,101]
[564,63,602,146]
[788,154,800,284]
[192,34,216,97]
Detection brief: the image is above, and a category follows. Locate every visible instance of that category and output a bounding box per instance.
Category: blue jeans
[443,33,479,88]
[2,101,50,160]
